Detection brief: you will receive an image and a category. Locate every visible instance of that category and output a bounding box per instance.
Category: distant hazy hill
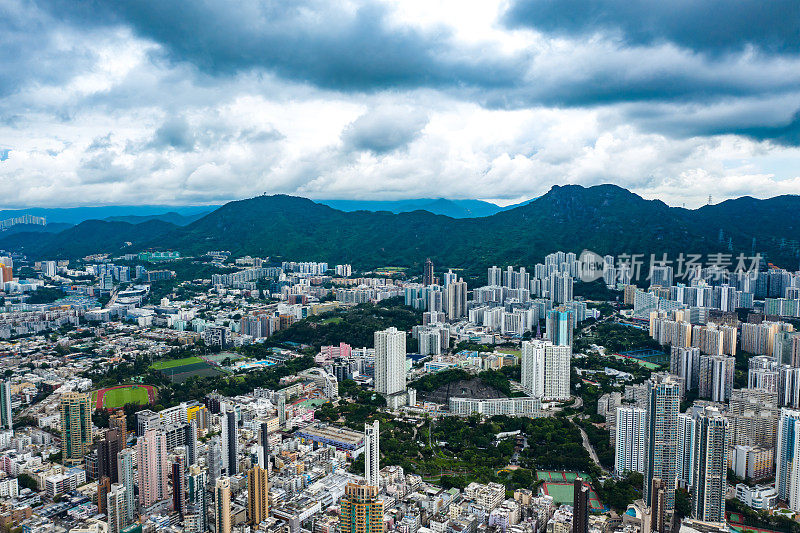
[2,185,799,273]
[0,205,216,225]
[103,211,208,226]
[0,219,177,258]
[317,198,505,218]
[0,222,72,236]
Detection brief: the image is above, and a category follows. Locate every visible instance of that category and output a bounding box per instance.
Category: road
[568,414,609,475]
[576,422,601,467]
[105,287,119,308]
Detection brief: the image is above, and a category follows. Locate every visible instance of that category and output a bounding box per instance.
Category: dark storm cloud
[730,111,800,147]
[40,0,524,92]
[505,0,800,57]
[4,0,800,154]
[0,1,97,97]
[34,0,800,143]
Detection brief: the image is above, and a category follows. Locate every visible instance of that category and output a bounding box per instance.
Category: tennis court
[536,470,593,483]
[538,471,603,511]
[541,482,604,511]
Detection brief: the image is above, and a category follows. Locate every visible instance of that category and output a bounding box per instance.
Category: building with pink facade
[316,342,352,364]
[136,429,169,508]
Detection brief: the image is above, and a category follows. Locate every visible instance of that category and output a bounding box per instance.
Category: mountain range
[0,205,215,226]
[317,198,527,218]
[1,185,798,275]
[0,198,526,226]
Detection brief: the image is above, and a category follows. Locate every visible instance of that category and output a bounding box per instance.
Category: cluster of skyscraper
[406,255,594,340]
[55,391,271,533]
[628,263,800,320]
[613,375,729,529]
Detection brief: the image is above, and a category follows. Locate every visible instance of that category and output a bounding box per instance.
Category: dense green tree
[595,472,643,512]
[17,473,38,491]
[266,299,421,349]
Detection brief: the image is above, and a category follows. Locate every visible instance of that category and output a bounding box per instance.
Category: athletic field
[538,471,603,511]
[94,384,156,409]
[536,470,593,483]
[150,356,224,383]
[150,356,204,370]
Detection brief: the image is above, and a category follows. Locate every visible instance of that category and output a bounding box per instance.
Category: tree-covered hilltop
[4,184,800,273]
[153,185,800,272]
[267,298,422,349]
[343,410,604,491]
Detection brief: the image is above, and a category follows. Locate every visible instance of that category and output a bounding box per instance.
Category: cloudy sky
[1,0,799,208]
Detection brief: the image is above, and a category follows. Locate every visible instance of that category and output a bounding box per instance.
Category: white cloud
[0,0,799,209]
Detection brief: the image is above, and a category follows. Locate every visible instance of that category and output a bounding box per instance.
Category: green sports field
[541,482,604,511]
[94,385,154,409]
[542,482,573,501]
[611,354,661,370]
[150,356,224,383]
[537,470,593,483]
[150,356,204,370]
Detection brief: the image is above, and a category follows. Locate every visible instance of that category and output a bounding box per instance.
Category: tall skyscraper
[98,429,124,483]
[777,408,800,510]
[545,308,575,346]
[699,355,735,402]
[277,393,286,427]
[728,388,778,448]
[520,340,571,401]
[136,429,169,508]
[650,265,674,288]
[339,481,384,533]
[614,407,646,475]
[676,413,695,488]
[548,272,573,304]
[488,266,502,286]
[208,436,222,487]
[117,448,136,525]
[60,391,93,465]
[215,477,232,533]
[445,279,468,320]
[97,476,111,515]
[185,420,198,466]
[0,379,12,430]
[643,374,680,511]
[423,258,434,286]
[364,420,380,486]
[691,406,728,523]
[187,464,208,533]
[109,411,127,447]
[247,464,269,526]
[106,483,129,533]
[374,327,406,397]
[221,404,238,475]
[670,347,701,391]
[650,478,668,533]
[171,448,187,518]
[573,477,589,533]
[258,420,271,470]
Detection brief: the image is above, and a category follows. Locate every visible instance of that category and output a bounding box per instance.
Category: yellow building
[247,464,269,526]
[186,404,208,429]
[339,482,383,533]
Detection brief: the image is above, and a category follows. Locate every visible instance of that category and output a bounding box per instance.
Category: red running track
[95,385,156,410]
